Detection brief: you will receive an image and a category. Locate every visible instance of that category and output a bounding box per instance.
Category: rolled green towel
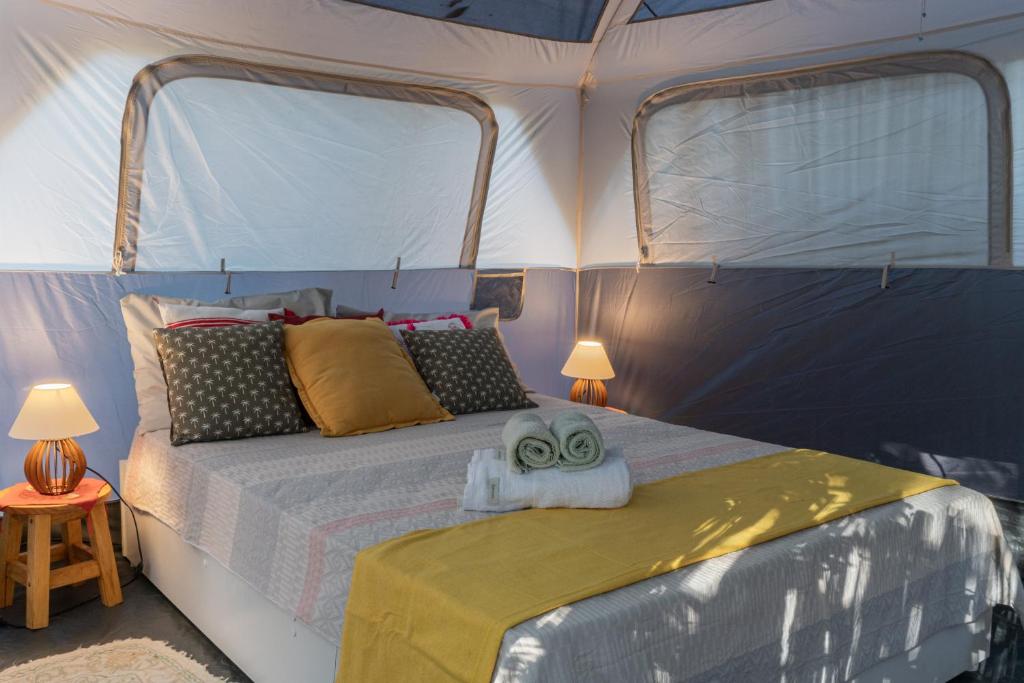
[550,411,605,472]
[502,413,560,474]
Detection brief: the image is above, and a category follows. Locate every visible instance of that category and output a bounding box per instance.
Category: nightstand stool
[0,478,122,629]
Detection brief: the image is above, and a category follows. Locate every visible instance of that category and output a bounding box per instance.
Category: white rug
[0,638,232,682]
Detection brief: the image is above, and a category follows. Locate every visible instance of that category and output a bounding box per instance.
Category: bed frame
[119,461,993,683]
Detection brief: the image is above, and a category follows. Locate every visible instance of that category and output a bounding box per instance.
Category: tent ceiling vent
[631,0,770,22]
[345,0,608,41]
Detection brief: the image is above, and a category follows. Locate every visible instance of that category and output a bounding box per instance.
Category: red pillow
[270,308,384,325]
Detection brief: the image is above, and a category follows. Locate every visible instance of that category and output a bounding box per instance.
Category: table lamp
[561,340,615,407]
[8,383,98,495]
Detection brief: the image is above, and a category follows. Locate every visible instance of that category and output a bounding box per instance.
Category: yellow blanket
[337,449,955,682]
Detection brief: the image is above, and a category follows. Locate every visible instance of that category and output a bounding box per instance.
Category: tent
[3,1,1024,679]
[2,0,1023,498]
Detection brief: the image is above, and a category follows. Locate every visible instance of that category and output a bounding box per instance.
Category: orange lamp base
[24,438,87,496]
[568,378,608,407]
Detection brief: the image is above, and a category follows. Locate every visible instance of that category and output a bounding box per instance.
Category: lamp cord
[0,468,145,630]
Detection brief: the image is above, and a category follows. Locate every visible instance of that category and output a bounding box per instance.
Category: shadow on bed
[495,477,1019,682]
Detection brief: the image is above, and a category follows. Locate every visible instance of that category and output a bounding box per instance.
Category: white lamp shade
[9,383,99,441]
[561,341,615,380]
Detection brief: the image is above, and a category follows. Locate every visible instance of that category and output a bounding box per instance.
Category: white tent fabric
[43,0,609,87]
[592,0,1024,84]
[0,0,581,271]
[3,0,1024,272]
[581,15,1024,267]
[136,75,482,271]
[637,70,990,268]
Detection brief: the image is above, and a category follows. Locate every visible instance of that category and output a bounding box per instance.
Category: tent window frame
[630,51,1013,268]
[113,55,499,273]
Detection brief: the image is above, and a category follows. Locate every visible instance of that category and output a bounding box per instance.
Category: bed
[121,394,1022,682]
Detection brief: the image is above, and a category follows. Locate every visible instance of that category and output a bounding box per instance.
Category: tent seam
[573,0,636,340]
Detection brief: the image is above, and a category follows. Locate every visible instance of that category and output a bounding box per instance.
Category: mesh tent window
[631,52,1012,268]
[344,0,608,42]
[113,56,498,273]
[631,0,771,22]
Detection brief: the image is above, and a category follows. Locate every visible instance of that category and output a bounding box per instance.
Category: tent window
[631,0,769,22]
[115,57,497,272]
[344,0,608,42]
[632,52,1012,268]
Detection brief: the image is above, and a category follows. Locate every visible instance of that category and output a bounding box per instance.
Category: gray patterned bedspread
[124,395,1022,681]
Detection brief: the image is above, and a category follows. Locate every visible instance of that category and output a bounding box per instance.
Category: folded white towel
[462,447,632,512]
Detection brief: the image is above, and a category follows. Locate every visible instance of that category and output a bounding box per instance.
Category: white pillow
[389,315,466,335]
[383,308,499,329]
[157,303,282,327]
[388,316,467,347]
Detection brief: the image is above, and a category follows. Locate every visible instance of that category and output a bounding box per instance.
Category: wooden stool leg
[63,518,86,586]
[26,514,52,629]
[87,503,122,607]
[1,514,24,607]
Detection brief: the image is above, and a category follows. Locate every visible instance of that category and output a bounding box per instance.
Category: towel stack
[464,410,631,512]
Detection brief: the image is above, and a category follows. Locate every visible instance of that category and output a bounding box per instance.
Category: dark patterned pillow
[153,321,307,445]
[400,328,537,415]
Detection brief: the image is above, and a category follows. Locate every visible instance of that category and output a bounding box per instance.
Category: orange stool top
[0,478,111,515]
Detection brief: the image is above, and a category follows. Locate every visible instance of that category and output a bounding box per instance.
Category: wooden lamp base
[24,438,87,496]
[569,378,608,407]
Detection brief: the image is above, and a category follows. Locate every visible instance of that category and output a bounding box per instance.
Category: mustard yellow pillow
[283,318,453,436]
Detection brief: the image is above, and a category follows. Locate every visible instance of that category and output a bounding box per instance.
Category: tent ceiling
[50,0,1024,87]
[593,0,1024,83]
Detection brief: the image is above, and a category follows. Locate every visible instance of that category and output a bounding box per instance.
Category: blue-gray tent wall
[579,266,1024,499]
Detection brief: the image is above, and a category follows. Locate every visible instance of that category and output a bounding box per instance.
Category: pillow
[384,308,498,330]
[400,328,537,415]
[335,305,528,389]
[384,307,530,391]
[220,288,332,315]
[153,322,307,446]
[283,318,453,437]
[158,303,283,328]
[387,314,470,349]
[336,303,386,319]
[337,306,498,331]
[120,288,332,434]
[386,313,473,331]
[273,308,384,325]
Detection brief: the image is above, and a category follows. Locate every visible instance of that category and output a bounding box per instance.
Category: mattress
[124,395,1022,681]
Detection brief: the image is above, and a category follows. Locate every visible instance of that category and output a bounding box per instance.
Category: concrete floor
[0,504,250,681]
[0,556,249,681]
[2,500,1023,682]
